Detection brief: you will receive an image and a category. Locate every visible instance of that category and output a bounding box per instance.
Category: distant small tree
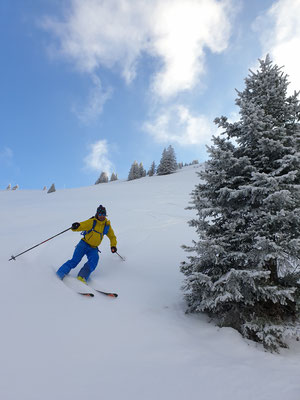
[43,186,47,191]
[6,184,11,190]
[95,172,109,184]
[47,184,56,193]
[191,160,199,165]
[110,173,118,181]
[12,185,19,190]
[178,162,183,169]
[128,161,140,181]
[157,145,177,175]
[148,161,156,176]
[139,162,146,178]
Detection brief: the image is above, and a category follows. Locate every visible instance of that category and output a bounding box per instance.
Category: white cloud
[84,140,113,174]
[72,74,113,123]
[253,0,300,91]
[149,0,232,98]
[41,0,153,82]
[143,105,217,146]
[42,0,233,99]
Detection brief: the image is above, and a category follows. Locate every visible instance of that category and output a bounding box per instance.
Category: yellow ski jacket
[72,217,117,249]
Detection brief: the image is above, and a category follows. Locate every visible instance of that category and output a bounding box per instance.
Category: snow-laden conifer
[95,172,108,184]
[12,185,19,190]
[181,56,300,351]
[157,145,177,175]
[47,184,56,193]
[139,162,146,178]
[110,173,118,181]
[128,161,141,181]
[148,161,156,176]
[6,184,11,190]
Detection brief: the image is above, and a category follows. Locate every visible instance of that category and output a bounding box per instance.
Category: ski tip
[79,292,94,297]
[97,291,118,297]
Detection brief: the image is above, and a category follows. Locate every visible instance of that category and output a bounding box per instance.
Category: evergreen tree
[110,172,118,181]
[12,185,19,190]
[47,184,56,193]
[181,56,300,351]
[128,161,140,181]
[139,162,146,178]
[148,161,156,176]
[6,184,11,190]
[95,172,108,184]
[157,145,177,175]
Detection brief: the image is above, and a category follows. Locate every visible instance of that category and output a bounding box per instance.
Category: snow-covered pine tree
[181,56,300,351]
[139,162,146,178]
[12,185,19,190]
[95,172,108,184]
[110,172,118,181]
[47,184,56,193]
[128,161,141,181]
[6,184,11,190]
[148,161,156,176]
[157,145,177,175]
[157,148,167,175]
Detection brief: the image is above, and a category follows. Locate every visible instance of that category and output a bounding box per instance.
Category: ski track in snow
[1,165,300,400]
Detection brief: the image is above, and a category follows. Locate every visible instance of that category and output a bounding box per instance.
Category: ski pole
[116,251,126,261]
[9,227,72,261]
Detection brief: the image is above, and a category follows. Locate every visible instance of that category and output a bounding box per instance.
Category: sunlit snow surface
[1,166,300,400]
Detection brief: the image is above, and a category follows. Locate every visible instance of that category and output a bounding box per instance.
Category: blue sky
[1,0,299,189]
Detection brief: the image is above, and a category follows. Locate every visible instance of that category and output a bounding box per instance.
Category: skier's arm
[71,219,93,232]
[106,224,117,248]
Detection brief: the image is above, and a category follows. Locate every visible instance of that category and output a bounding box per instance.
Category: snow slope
[1,165,300,400]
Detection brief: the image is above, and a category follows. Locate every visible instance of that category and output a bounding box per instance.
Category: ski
[62,285,95,297]
[81,278,118,297]
[78,287,118,298]
[78,292,94,297]
[57,274,117,298]
[92,288,118,298]
[57,274,95,297]
[65,286,95,297]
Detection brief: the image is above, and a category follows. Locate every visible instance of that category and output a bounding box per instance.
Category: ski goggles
[97,211,106,216]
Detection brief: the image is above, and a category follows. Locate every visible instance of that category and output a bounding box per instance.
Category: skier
[56,205,117,282]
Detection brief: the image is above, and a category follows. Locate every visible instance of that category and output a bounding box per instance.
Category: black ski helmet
[96,204,107,216]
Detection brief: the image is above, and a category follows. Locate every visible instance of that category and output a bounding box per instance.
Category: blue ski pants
[56,240,99,281]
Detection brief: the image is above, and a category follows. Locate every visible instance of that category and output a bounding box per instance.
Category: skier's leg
[56,240,86,279]
[77,247,99,281]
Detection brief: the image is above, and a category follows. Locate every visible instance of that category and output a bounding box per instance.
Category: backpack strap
[81,217,97,237]
[81,218,109,239]
[103,222,110,235]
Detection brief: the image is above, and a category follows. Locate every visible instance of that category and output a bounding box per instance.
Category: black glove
[71,222,80,230]
[111,246,117,253]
